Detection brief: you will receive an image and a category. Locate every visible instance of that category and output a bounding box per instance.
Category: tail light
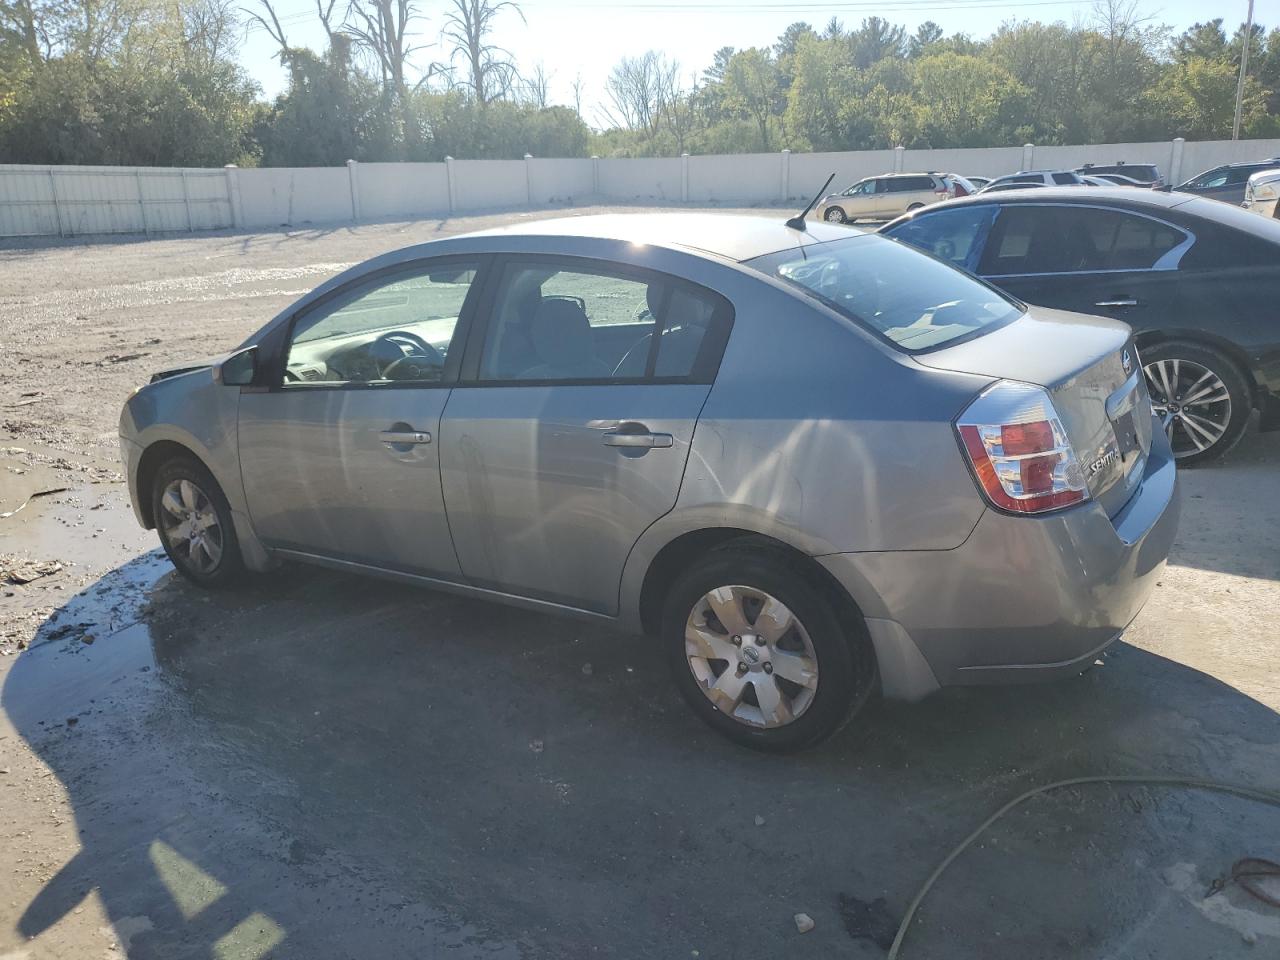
[956,381,1089,515]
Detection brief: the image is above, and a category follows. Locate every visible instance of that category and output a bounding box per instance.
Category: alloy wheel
[824,207,846,223]
[1143,358,1232,458]
[684,585,819,729]
[158,478,224,575]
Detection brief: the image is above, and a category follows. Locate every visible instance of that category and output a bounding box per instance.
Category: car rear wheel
[907,202,925,210]
[662,543,876,752]
[1141,340,1251,464]
[823,207,847,223]
[151,456,245,587]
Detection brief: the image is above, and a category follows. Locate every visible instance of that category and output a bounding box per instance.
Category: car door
[840,179,877,219]
[973,203,1187,326]
[237,257,485,578]
[440,256,732,614]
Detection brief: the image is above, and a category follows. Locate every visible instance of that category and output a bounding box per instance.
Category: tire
[1141,340,1252,465]
[150,456,246,588]
[823,206,847,223]
[907,202,925,211]
[661,541,877,752]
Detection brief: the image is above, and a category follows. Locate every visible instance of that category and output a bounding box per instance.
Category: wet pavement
[2,216,1279,959]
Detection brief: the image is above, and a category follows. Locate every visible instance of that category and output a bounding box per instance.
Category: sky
[237,0,1253,124]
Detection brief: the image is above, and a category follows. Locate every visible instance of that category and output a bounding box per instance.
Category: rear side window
[746,234,1022,352]
[1227,166,1256,185]
[477,260,730,382]
[884,204,998,270]
[980,206,1186,275]
[1051,172,1079,185]
[891,176,935,192]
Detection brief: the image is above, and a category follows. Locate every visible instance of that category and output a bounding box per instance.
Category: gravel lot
[1,208,1279,960]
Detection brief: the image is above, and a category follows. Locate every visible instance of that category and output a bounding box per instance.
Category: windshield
[744,234,1023,351]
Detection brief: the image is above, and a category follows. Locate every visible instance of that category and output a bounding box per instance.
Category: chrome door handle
[1095,299,1139,308]
[602,431,673,449]
[378,430,432,445]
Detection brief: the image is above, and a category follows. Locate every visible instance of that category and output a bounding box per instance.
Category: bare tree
[570,71,585,118]
[523,60,551,107]
[600,50,679,140]
[345,0,424,98]
[314,0,340,43]
[243,0,289,60]
[440,0,523,105]
[185,0,240,63]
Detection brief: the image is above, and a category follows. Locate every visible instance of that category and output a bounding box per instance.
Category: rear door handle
[1095,298,1139,308]
[378,430,432,445]
[602,431,673,449]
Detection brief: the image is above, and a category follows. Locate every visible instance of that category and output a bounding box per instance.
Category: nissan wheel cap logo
[1122,349,1133,375]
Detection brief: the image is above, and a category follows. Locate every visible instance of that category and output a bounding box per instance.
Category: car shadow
[4,553,1280,959]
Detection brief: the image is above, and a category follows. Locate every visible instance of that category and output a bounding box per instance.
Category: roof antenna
[786,173,835,232]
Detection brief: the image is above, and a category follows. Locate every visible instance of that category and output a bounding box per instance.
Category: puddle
[0,482,153,576]
[3,620,158,731]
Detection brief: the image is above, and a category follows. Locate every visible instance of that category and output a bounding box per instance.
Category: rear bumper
[820,424,1180,698]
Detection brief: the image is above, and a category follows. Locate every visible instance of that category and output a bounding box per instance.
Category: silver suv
[817,173,949,223]
[119,214,1179,751]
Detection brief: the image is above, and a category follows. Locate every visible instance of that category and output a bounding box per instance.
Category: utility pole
[1233,0,1256,140]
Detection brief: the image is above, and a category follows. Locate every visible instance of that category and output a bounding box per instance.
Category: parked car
[1081,175,1115,187]
[1243,169,1280,219]
[817,173,949,222]
[883,189,1280,462]
[1077,163,1163,187]
[964,176,992,190]
[984,170,1085,189]
[119,212,1179,751]
[1089,173,1153,187]
[1175,159,1280,205]
[941,173,979,198]
[977,181,1048,194]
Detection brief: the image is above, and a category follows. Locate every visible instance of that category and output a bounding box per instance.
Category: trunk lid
[915,307,1153,518]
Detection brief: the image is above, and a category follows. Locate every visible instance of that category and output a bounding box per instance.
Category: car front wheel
[1142,340,1251,464]
[823,206,847,223]
[151,456,245,587]
[662,542,876,752]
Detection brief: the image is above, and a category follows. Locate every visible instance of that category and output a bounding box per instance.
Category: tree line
[1,0,1277,168]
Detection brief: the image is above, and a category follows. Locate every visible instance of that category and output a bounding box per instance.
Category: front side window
[284,262,477,385]
[478,261,728,382]
[884,204,999,271]
[843,181,872,197]
[745,234,1022,352]
[979,206,1186,275]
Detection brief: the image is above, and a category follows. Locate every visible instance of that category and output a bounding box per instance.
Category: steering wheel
[374,331,444,380]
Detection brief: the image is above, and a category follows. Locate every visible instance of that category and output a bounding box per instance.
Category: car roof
[887,186,1280,243]
[930,185,1190,210]
[462,212,859,263]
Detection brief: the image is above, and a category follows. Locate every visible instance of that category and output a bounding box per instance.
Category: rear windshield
[745,234,1023,352]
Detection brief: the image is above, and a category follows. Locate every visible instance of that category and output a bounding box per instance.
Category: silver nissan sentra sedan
[119,213,1180,751]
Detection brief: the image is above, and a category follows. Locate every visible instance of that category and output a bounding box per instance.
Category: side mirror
[213,346,258,386]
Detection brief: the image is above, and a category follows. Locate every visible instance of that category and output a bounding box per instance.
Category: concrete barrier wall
[598,158,683,201]
[689,153,780,202]
[1180,139,1280,181]
[235,167,353,228]
[529,157,595,203]
[7,137,1280,238]
[355,162,450,219]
